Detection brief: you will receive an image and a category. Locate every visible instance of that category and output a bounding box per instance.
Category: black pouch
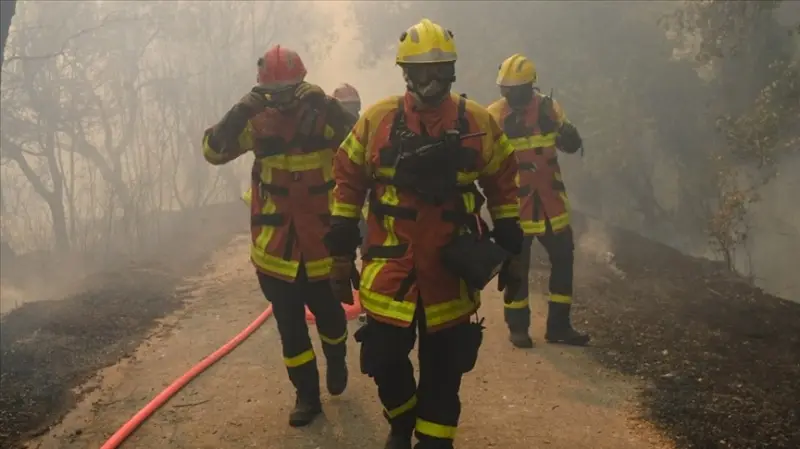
[353,323,375,376]
[454,316,486,374]
[440,232,511,291]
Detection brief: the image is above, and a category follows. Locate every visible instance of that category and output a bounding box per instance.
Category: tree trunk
[0,0,16,65]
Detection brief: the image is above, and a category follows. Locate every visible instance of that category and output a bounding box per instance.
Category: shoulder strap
[457,95,468,134]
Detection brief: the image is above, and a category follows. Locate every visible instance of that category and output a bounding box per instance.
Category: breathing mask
[501,83,534,109]
[254,84,299,113]
[341,102,361,117]
[402,62,456,106]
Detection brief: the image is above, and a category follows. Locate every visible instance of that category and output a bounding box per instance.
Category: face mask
[258,85,298,112]
[402,63,456,106]
[501,84,534,109]
[342,103,361,117]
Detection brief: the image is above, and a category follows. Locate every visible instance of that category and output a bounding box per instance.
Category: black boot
[508,330,534,348]
[326,358,348,396]
[545,302,590,346]
[384,432,413,449]
[288,394,322,427]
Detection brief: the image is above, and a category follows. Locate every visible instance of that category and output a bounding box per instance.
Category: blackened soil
[564,215,800,449]
[0,202,245,448]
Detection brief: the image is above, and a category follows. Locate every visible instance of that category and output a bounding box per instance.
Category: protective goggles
[403,63,456,84]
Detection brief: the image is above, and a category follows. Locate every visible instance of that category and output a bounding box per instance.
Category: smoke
[308,1,402,106]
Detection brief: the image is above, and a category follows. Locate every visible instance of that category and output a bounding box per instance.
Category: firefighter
[333,82,362,117]
[487,53,590,348]
[324,19,523,449]
[331,83,370,326]
[202,45,357,427]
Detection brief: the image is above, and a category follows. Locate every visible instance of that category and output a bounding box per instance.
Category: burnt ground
[560,213,800,449]
[0,202,246,448]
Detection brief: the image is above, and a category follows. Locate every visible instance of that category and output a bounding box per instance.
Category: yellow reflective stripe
[341,132,366,165]
[507,133,557,151]
[239,121,255,150]
[324,124,336,140]
[361,185,403,306]
[251,166,282,271]
[261,152,325,172]
[332,201,359,218]
[202,133,225,164]
[362,282,477,327]
[361,200,369,220]
[425,299,476,328]
[242,188,252,207]
[521,220,546,235]
[416,418,457,440]
[305,257,333,278]
[489,203,519,220]
[284,349,315,368]
[360,287,416,323]
[560,191,571,212]
[550,294,572,304]
[462,191,476,213]
[504,297,529,309]
[520,211,570,236]
[319,329,348,345]
[385,394,417,419]
[251,248,299,278]
[483,133,515,176]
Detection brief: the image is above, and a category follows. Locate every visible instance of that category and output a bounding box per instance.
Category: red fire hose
[99,305,275,449]
[100,295,362,448]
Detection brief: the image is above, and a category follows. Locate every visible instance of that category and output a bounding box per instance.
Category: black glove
[492,218,523,255]
[324,217,362,257]
[537,95,559,135]
[497,254,524,292]
[556,121,583,154]
[330,255,359,305]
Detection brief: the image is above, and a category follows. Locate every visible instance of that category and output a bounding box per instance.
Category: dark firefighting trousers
[360,305,472,448]
[256,263,348,401]
[503,224,575,332]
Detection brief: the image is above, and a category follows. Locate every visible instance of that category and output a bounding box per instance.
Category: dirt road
[24,233,670,449]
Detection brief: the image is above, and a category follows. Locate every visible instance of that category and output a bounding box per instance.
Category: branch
[3,14,144,64]
[1,135,54,202]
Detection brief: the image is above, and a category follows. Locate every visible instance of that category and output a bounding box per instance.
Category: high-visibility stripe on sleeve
[484,133,515,175]
[341,132,366,165]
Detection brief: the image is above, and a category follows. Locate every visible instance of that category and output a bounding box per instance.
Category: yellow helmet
[396,19,457,64]
[497,54,537,87]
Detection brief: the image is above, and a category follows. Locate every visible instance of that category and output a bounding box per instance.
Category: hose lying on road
[99,305,275,449]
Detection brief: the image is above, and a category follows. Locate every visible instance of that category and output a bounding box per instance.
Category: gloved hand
[207,90,271,153]
[537,95,559,135]
[492,218,524,255]
[556,121,583,154]
[294,82,326,104]
[236,89,272,118]
[497,254,524,292]
[330,255,357,305]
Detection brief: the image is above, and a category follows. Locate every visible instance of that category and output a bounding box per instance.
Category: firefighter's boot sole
[326,360,348,396]
[509,331,534,348]
[288,397,322,427]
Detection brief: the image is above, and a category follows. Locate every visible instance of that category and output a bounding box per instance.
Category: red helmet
[332,83,361,104]
[257,45,307,90]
